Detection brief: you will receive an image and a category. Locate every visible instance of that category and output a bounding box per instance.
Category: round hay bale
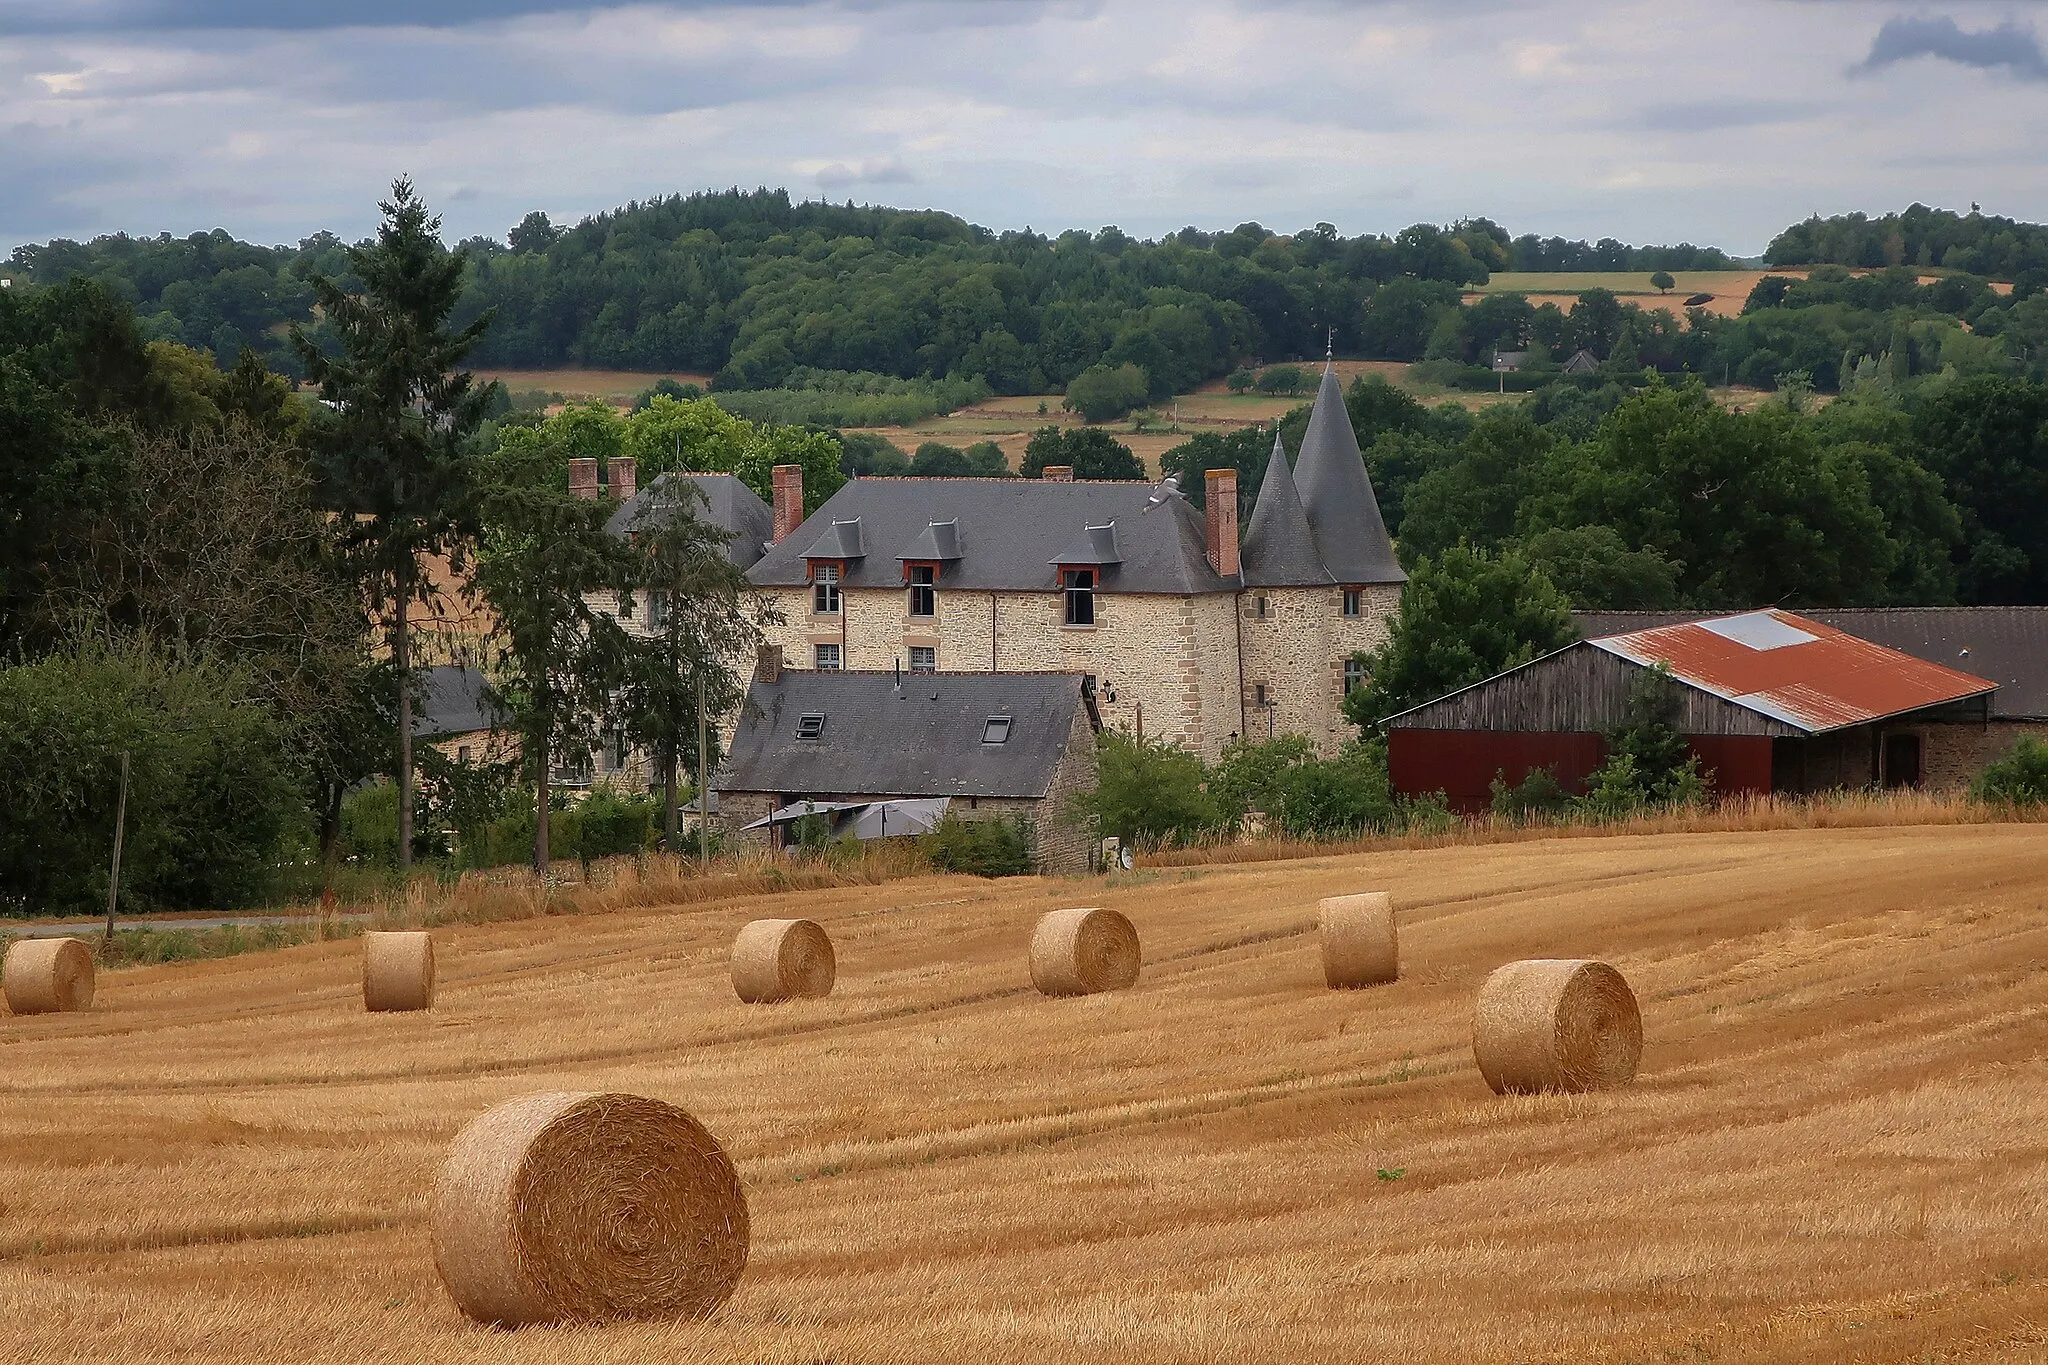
[431,1091,749,1327]
[362,931,434,1012]
[1030,907,1140,997]
[729,918,835,1003]
[1473,958,1642,1095]
[1318,892,1397,989]
[3,937,95,1015]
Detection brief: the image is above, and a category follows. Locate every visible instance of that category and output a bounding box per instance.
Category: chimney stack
[772,464,805,543]
[608,456,636,502]
[568,458,601,500]
[756,643,783,684]
[1204,469,1239,578]
[1042,465,1075,483]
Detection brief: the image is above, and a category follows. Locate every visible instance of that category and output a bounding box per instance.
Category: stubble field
[6,824,2048,1363]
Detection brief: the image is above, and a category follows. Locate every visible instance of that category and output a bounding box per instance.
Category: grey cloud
[0,0,1049,35]
[1637,98,1818,133]
[1855,15,2048,81]
[815,156,916,190]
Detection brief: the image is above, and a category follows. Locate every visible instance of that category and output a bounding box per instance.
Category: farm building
[715,651,1101,874]
[1386,609,1998,811]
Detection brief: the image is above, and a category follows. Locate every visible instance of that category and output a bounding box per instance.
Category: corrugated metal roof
[1589,609,1996,733]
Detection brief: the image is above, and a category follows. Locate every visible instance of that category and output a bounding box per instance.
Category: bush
[1073,731,1218,846]
[922,815,1032,877]
[1209,735,1315,826]
[1275,742,1401,837]
[1490,766,1572,821]
[0,640,305,914]
[1972,735,2048,806]
[1255,365,1307,396]
[577,784,656,859]
[473,793,583,869]
[1062,363,1150,423]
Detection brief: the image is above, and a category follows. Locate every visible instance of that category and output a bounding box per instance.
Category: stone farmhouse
[740,364,1405,761]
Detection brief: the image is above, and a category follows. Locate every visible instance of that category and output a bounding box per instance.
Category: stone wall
[1235,583,1397,757]
[1882,719,2048,791]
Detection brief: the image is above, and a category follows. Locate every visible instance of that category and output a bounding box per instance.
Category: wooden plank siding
[1388,643,1803,738]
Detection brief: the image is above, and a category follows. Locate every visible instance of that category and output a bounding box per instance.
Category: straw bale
[362,931,435,1012]
[1473,958,1641,1095]
[730,918,836,1003]
[1318,892,1397,989]
[1030,907,1140,997]
[431,1091,749,1326]
[3,937,95,1014]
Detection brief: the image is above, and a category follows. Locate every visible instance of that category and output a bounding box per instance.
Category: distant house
[412,664,516,768]
[1561,349,1601,375]
[1385,609,1997,811]
[715,652,1101,874]
[1491,351,1530,373]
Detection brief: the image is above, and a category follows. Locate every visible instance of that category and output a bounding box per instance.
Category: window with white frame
[909,646,936,674]
[812,563,841,614]
[908,565,936,617]
[1063,569,1096,626]
[648,590,669,629]
[1344,657,1367,693]
[815,643,842,671]
[1342,589,1363,618]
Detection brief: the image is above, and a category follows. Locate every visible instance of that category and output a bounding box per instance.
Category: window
[648,590,669,629]
[1342,589,1363,618]
[456,745,471,765]
[1063,568,1096,626]
[1254,595,1269,619]
[909,646,937,675]
[1344,657,1367,693]
[796,713,826,739]
[814,643,842,671]
[982,716,1012,745]
[812,563,841,614]
[1253,683,1268,707]
[908,565,936,618]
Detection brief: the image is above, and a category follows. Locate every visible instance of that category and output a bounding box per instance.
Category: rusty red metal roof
[1590,609,1996,733]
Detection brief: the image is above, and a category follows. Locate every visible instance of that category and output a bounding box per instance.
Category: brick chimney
[608,456,636,501]
[1205,469,1239,578]
[772,464,805,543]
[568,458,600,500]
[1042,465,1075,483]
[756,643,783,684]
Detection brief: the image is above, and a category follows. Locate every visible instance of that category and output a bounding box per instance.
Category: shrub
[1062,363,1150,423]
[1209,735,1315,826]
[1490,766,1572,821]
[1256,364,1307,396]
[1972,735,2048,806]
[0,640,304,914]
[921,815,1032,877]
[1275,742,1401,837]
[1072,731,1219,846]
[474,794,583,869]
[577,784,656,859]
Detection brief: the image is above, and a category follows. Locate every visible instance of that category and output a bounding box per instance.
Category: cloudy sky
[3,1,2047,255]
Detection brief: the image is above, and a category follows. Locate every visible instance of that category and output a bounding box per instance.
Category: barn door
[1882,732,1923,789]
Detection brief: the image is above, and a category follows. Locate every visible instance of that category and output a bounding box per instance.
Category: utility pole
[696,669,710,867]
[104,751,129,947]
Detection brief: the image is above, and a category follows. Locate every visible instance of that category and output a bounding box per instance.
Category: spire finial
[1325,326,1334,365]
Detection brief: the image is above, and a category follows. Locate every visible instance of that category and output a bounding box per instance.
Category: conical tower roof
[1239,431,1332,586]
[1291,364,1405,584]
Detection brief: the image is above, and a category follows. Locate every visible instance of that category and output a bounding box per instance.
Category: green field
[1468,269,1775,299]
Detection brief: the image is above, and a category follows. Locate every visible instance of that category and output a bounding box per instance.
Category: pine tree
[292,180,496,876]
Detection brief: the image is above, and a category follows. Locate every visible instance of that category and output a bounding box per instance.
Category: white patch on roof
[1695,611,1818,651]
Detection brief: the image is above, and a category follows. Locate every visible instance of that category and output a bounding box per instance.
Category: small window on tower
[1344,657,1367,693]
[1254,595,1269,619]
[1342,589,1363,618]
[1253,683,1268,707]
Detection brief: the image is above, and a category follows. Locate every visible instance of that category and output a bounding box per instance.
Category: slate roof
[1289,364,1406,585]
[1239,432,1332,587]
[746,478,1237,595]
[1576,607,2048,720]
[716,671,1095,800]
[412,665,503,739]
[607,472,775,570]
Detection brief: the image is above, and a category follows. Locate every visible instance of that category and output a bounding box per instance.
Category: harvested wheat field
[7,824,2048,1363]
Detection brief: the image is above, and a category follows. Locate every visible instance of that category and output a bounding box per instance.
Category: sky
[4,1,2048,256]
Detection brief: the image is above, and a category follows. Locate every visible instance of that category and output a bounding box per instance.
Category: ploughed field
[7,825,2048,1363]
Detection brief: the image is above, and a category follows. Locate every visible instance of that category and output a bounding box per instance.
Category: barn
[1385,609,1998,811]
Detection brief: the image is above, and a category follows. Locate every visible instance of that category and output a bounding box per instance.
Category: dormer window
[796,713,826,739]
[1062,569,1096,626]
[908,564,936,618]
[1342,589,1363,618]
[812,563,841,614]
[982,716,1012,745]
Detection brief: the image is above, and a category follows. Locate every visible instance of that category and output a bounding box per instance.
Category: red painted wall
[1389,729,1776,812]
